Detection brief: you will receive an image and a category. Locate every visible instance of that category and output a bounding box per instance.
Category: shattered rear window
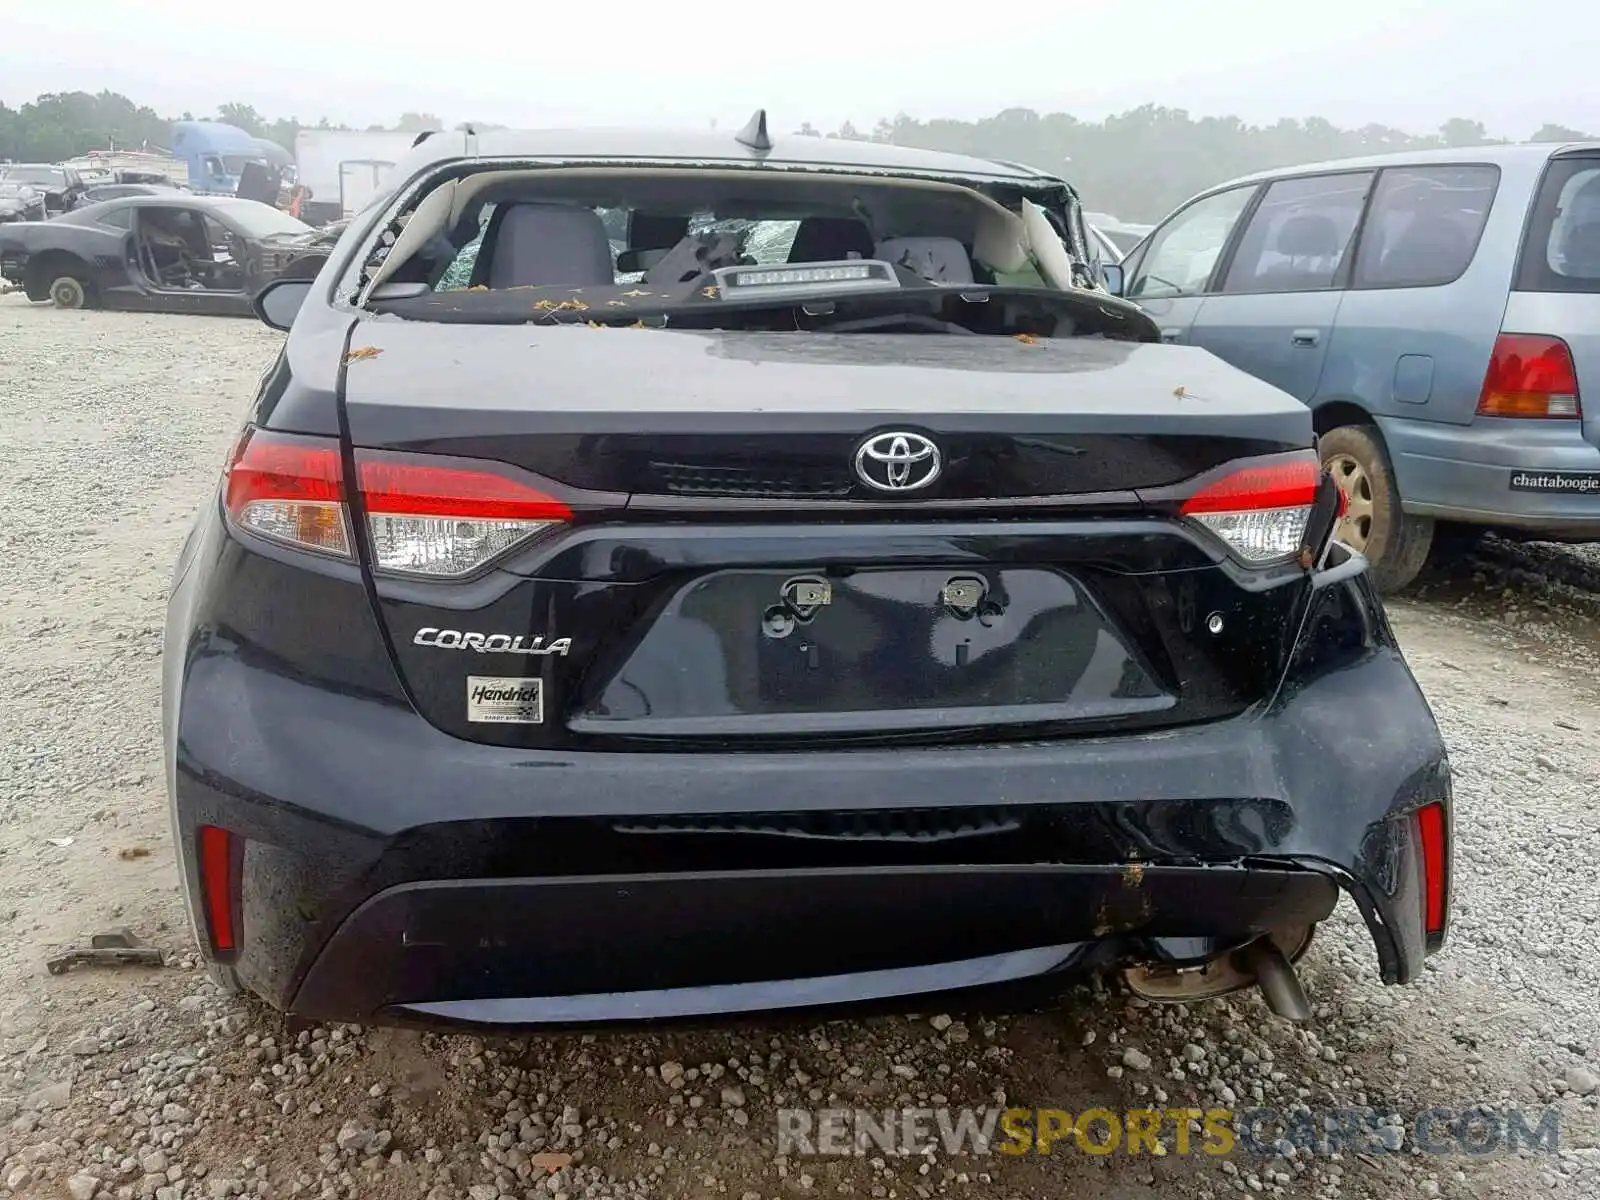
[358,167,1084,302]
[429,204,851,294]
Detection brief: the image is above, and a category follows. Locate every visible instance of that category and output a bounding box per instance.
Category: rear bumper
[165,547,1452,1028]
[313,864,1342,1028]
[1380,413,1600,536]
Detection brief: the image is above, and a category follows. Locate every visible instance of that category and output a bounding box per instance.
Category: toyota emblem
[853,431,942,492]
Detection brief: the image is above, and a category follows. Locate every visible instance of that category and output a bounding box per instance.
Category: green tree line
[3,90,1595,221]
[0,93,497,169]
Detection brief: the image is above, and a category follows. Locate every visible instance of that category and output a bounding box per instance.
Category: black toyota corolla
[162,116,1452,1030]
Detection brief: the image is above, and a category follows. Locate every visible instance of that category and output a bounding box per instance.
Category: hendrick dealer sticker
[467,676,544,724]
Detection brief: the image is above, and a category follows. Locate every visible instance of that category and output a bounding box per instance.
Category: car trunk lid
[333,322,1316,750]
[340,323,1310,498]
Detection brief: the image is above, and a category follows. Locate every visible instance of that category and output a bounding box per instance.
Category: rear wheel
[205,960,241,994]
[1319,424,1434,592]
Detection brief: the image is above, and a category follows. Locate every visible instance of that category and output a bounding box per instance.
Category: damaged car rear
[163,115,1452,1031]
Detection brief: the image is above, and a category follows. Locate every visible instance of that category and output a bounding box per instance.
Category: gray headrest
[1376,219,1471,281]
[1273,213,1340,258]
[487,203,614,289]
[1560,221,1600,273]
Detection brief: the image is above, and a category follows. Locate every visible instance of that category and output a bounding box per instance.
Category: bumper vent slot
[612,807,1022,843]
[651,461,855,499]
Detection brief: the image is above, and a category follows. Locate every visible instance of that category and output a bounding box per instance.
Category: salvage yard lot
[0,295,1598,1200]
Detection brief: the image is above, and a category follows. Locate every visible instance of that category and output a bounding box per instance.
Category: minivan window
[1220,172,1371,293]
[1516,157,1600,293]
[1126,184,1256,299]
[1353,165,1499,290]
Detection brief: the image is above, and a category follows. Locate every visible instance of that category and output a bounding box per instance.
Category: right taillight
[1477,333,1582,419]
[1179,452,1320,564]
[222,426,573,577]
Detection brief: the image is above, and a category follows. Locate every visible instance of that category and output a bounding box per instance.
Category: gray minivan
[1101,142,1600,589]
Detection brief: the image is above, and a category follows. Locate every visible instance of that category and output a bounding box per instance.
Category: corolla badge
[854,431,942,492]
[413,627,571,655]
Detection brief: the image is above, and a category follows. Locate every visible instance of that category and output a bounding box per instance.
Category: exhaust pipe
[1121,926,1315,1023]
[1236,936,1313,1022]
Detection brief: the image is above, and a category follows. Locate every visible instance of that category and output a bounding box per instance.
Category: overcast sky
[2,0,1595,138]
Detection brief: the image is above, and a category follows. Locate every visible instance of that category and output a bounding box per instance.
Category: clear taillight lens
[222,428,572,577]
[1179,455,1319,564]
[355,453,571,578]
[364,515,553,577]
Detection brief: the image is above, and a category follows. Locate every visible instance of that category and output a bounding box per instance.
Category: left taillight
[355,450,572,578]
[222,427,574,577]
[223,427,351,558]
[1179,452,1320,564]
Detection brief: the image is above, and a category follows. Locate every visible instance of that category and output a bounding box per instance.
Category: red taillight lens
[355,451,572,578]
[197,824,236,953]
[1477,334,1582,419]
[223,427,351,557]
[221,427,574,577]
[1417,802,1448,936]
[1179,453,1320,564]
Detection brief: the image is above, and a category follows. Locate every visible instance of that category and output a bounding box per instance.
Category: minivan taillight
[222,427,574,577]
[1477,334,1582,419]
[1180,452,1320,564]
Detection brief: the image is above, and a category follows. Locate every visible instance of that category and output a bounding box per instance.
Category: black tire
[47,273,89,310]
[1318,424,1435,593]
[206,960,241,994]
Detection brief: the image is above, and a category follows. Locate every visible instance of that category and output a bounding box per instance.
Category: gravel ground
[1,294,1599,1200]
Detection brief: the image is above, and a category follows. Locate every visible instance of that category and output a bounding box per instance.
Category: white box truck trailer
[292,130,420,225]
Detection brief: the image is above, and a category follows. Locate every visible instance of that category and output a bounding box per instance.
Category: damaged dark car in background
[163,114,1453,1032]
[0,193,330,314]
[0,181,49,225]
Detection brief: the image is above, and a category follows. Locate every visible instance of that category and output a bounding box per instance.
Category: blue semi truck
[170,121,286,196]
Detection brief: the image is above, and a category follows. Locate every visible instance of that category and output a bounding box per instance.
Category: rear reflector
[221,427,572,577]
[1416,802,1447,935]
[197,824,236,952]
[1180,454,1320,564]
[1477,334,1582,418]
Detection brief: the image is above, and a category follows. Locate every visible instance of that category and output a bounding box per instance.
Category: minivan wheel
[1319,424,1435,592]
